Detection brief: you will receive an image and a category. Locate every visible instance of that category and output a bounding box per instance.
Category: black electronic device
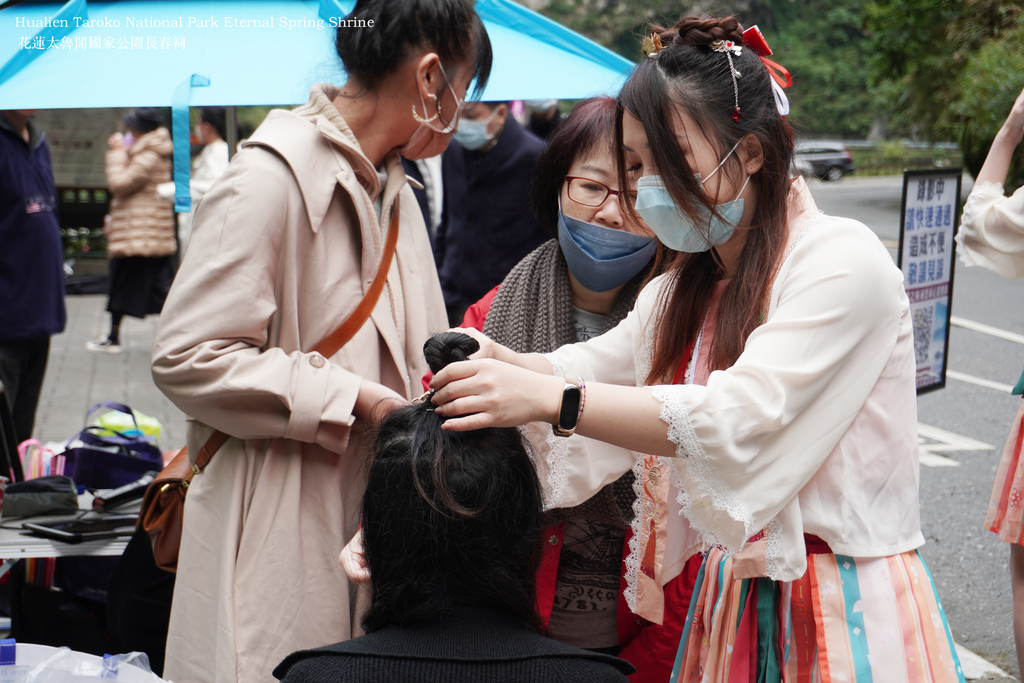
[553,382,583,437]
[92,471,158,511]
[22,515,138,544]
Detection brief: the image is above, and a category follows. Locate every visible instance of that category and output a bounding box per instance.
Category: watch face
[558,385,582,429]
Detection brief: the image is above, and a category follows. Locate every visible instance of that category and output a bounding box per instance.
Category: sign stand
[897,169,963,395]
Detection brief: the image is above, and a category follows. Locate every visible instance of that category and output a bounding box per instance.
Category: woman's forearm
[977,86,1024,186]
[432,359,676,457]
[572,382,674,457]
[976,128,1019,186]
[510,351,557,374]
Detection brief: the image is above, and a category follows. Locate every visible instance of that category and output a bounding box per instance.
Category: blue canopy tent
[0,0,634,208]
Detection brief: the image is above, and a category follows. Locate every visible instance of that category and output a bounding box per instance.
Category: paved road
[810,175,1021,679]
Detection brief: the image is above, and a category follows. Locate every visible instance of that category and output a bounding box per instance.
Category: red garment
[459,285,498,331]
[537,524,699,682]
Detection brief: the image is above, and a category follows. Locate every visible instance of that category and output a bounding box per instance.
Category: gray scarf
[483,239,650,525]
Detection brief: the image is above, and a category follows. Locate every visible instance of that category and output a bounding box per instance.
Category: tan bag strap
[194,197,402,473]
[312,197,401,359]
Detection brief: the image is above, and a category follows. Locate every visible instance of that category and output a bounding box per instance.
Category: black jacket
[274,605,635,683]
[432,117,547,312]
[0,115,66,342]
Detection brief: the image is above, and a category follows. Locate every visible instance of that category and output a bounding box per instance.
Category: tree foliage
[757,0,882,138]
[865,0,1022,138]
[528,0,886,137]
[524,0,1023,145]
[949,20,1024,187]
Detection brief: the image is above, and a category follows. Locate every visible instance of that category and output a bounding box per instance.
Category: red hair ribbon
[761,57,792,89]
[741,26,792,89]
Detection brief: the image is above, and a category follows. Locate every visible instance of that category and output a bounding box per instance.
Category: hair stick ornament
[741,26,792,116]
[710,40,743,122]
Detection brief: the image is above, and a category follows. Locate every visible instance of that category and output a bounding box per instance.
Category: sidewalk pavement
[32,295,187,453]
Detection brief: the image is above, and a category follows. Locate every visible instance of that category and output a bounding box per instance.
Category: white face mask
[634,139,749,253]
[399,62,466,160]
[453,107,500,151]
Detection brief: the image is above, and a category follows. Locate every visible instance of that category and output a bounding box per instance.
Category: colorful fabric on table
[985,399,1024,543]
[671,546,964,683]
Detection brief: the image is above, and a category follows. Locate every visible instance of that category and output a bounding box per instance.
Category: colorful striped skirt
[670,546,964,683]
[985,399,1024,544]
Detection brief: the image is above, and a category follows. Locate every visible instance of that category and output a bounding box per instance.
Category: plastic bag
[0,644,166,682]
[63,404,163,490]
[92,410,162,441]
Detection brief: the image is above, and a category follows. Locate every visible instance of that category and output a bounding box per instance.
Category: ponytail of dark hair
[335,0,492,99]
[617,15,794,381]
[360,332,542,633]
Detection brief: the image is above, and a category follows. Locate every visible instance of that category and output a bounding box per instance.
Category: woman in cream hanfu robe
[434,179,966,681]
[957,83,1024,677]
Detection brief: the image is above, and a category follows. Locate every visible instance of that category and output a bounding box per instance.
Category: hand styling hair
[360,332,542,633]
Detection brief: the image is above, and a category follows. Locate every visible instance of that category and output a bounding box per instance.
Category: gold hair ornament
[641,32,664,59]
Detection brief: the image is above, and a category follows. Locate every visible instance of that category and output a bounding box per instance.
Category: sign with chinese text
[897,169,963,395]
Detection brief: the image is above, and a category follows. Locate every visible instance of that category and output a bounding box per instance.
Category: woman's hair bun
[659,15,744,48]
[423,332,480,375]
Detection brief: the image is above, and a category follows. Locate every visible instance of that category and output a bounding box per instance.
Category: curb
[956,643,1016,681]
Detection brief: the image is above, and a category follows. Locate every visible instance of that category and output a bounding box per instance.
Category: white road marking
[954,643,1013,680]
[917,422,994,467]
[919,452,960,467]
[952,315,1024,345]
[946,370,1015,393]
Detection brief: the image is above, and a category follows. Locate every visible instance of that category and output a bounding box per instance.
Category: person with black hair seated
[274,333,634,683]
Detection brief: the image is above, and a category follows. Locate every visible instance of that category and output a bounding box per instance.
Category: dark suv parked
[794,142,855,181]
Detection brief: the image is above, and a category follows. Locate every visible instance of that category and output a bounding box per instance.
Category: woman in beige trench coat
[150,2,492,681]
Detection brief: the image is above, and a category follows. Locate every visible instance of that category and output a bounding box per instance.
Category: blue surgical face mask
[558,208,657,293]
[454,107,499,151]
[634,139,749,253]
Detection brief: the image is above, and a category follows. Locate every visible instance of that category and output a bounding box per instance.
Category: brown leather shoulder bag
[139,199,401,572]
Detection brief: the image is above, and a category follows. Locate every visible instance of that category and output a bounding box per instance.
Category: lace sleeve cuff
[651,385,754,554]
[544,355,566,379]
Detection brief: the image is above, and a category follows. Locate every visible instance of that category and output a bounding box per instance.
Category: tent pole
[226,106,237,159]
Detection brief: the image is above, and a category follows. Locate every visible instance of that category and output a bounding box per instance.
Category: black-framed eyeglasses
[565,176,638,208]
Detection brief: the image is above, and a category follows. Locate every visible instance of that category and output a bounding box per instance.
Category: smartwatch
[553,381,583,437]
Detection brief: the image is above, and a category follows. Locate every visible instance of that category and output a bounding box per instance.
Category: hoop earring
[412,93,439,123]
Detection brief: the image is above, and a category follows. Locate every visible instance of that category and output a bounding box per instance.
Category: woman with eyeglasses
[150,1,489,681]
[455,96,699,682]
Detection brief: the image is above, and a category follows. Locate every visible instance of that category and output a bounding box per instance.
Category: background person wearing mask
[0,109,66,444]
[525,98,562,140]
[177,106,230,255]
[432,100,547,326]
[87,107,175,354]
